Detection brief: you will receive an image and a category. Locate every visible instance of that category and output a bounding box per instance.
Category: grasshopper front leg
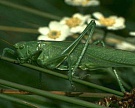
[2,48,20,64]
[2,48,15,57]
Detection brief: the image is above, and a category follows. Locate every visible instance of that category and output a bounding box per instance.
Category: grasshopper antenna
[0,38,14,46]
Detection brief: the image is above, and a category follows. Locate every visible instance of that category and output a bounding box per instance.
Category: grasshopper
[2,20,135,88]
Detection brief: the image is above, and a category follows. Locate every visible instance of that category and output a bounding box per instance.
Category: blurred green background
[0,0,135,108]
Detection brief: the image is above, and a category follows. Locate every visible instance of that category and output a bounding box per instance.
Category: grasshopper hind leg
[66,20,96,89]
[37,20,96,90]
[94,40,125,92]
[93,39,125,92]
[112,68,125,92]
[67,55,77,90]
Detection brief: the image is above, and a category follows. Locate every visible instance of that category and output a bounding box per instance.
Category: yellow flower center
[66,17,82,28]
[47,30,61,39]
[82,0,90,6]
[99,17,116,26]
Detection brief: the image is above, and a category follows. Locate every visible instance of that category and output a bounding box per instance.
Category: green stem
[0,79,107,108]
[0,56,124,96]
[102,28,108,42]
[0,26,38,33]
[0,94,44,108]
[0,1,61,20]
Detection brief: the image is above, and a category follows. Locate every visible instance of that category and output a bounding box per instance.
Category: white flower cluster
[129,31,135,36]
[60,13,90,34]
[63,0,135,39]
[91,12,125,30]
[38,13,90,41]
[116,42,135,51]
[64,0,100,7]
[37,12,126,41]
[38,21,70,41]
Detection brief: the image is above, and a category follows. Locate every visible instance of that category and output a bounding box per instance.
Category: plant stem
[0,93,43,108]
[0,26,38,33]
[0,1,61,20]
[0,89,117,98]
[0,79,107,108]
[0,56,124,96]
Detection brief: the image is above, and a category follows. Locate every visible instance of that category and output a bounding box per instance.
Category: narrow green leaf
[0,79,107,108]
[0,26,38,33]
[0,93,45,108]
[0,56,124,96]
[0,1,61,20]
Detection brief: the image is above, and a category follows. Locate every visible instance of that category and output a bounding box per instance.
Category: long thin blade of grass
[0,26,38,33]
[0,1,61,20]
[0,93,45,108]
[0,56,124,96]
[0,78,107,108]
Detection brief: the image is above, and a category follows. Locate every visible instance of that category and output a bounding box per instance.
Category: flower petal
[60,17,69,24]
[37,35,47,40]
[108,17,125,30]
[73,13,84,18]
[116,42,135,51]
[93,12,104,19]
[49,21,63,30]
[61,25,70,36]
[87,0,100,6]
[70,25,86,33]
[64,0,100,7]
[38,27,49,35]
[129,32,135,36]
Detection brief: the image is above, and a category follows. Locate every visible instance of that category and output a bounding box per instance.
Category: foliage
[0,0,135,108]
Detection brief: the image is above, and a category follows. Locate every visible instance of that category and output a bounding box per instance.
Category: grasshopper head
[14,42,28,61]
[14,42,26,49]
[14,41,43,63]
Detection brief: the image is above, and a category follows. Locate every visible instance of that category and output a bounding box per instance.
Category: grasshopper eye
[14,42,26,49]
[19,45,24,49]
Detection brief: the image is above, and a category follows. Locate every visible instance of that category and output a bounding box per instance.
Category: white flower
[65,0,100,7]
[60,13,90,34]
[129,31,135,36]
[90,12,125,30]
[116,42,135,51]
[37,21,70,41]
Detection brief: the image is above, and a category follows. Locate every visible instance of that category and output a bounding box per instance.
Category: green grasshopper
[2,20,135,88]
